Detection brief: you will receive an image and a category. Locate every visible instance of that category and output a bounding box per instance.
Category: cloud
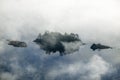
[46,55,110,80]
[34,32,82,55]
[0,0,120,80]
[101,64,120,80]
[0,43,111,80]
[0,0,120,46]
[0,72,17,80]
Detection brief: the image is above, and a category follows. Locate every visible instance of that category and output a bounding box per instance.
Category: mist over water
[1,0,120,80]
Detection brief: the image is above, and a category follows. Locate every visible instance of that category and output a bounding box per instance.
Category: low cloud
[0,72,17,80]
[46,55,110,80]
[34,32,83,55]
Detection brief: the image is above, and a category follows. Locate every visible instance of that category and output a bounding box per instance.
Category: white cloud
[0,72,17,80]
[0,0,120,48]
[46,55,110,80]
